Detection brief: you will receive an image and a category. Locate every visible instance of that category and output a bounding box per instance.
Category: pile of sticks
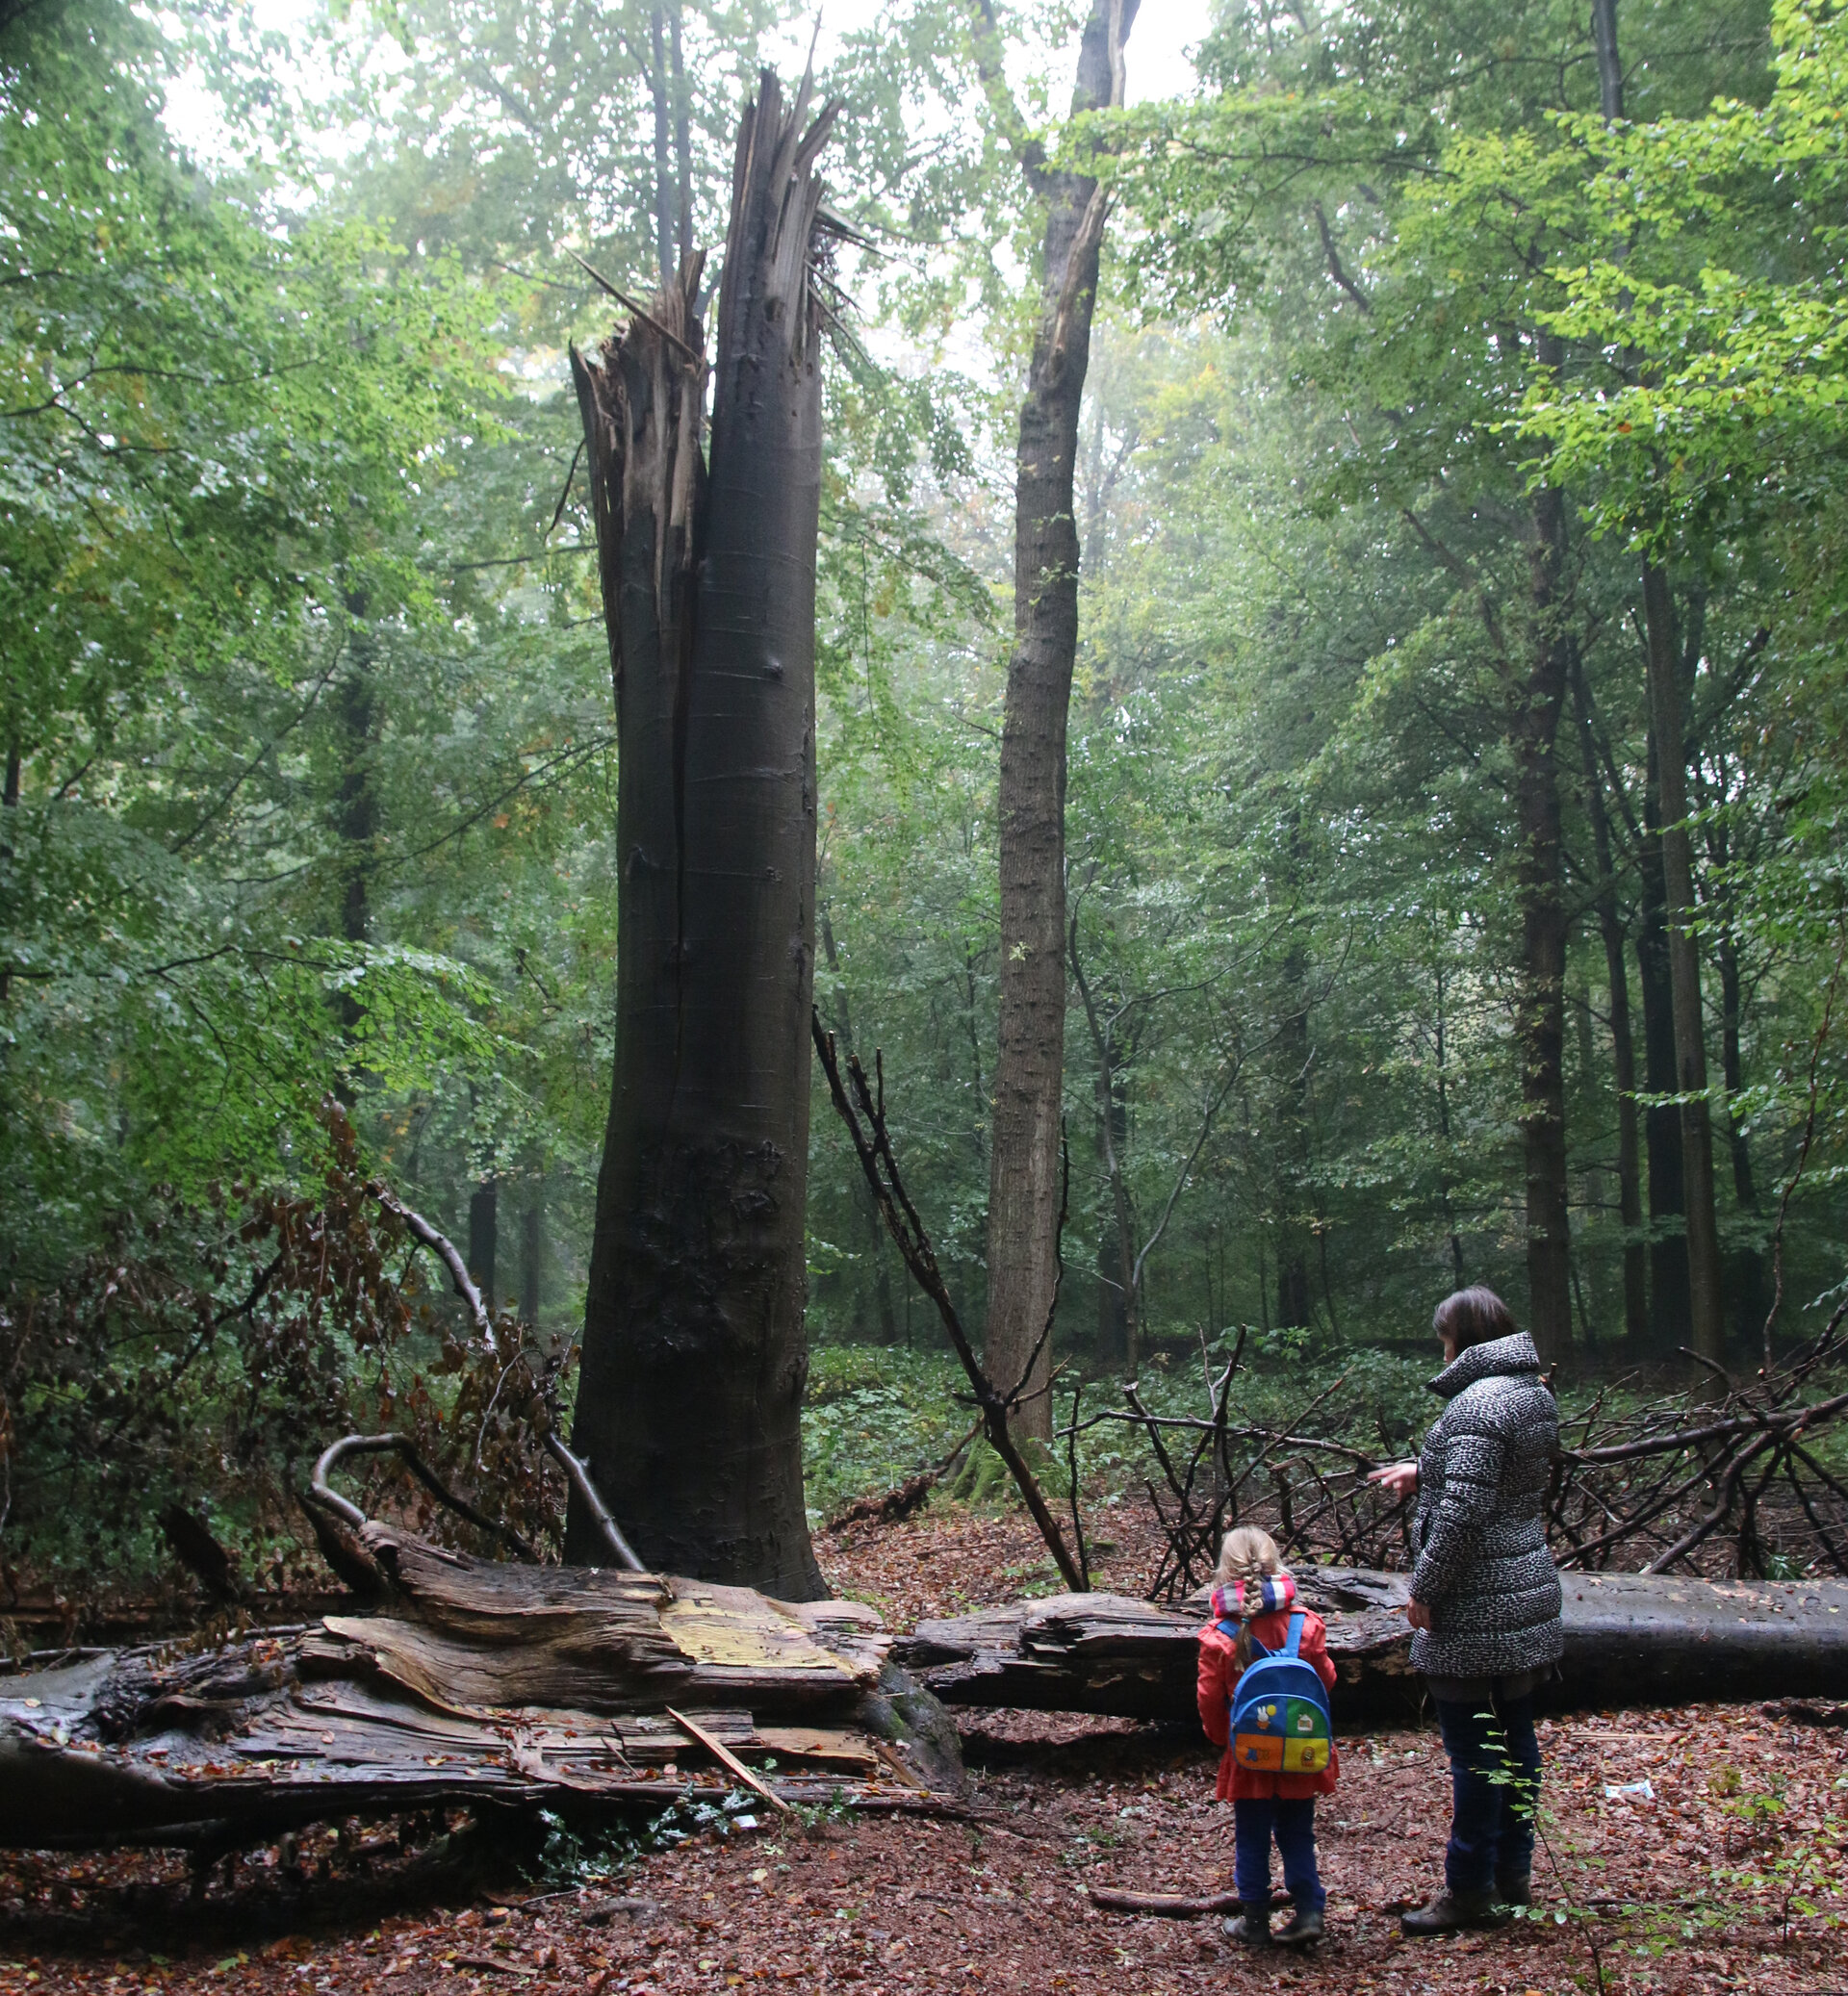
[1064,1315,1848,1599]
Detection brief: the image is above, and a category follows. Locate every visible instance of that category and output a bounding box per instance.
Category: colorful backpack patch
[1223,1609,1333,1776]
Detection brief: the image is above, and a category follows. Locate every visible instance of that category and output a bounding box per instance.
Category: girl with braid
[1195,1526,1338,1947]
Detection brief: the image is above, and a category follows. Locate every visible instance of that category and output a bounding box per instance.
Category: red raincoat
[1195,1605,1341,1802]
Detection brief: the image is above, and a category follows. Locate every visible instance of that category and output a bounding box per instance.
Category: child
[1195,1526,1339,1946]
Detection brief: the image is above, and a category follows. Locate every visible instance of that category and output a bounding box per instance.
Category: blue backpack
[1221,1610,1333,1776]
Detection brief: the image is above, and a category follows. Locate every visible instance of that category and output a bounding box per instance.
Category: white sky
[167,0,1201,169]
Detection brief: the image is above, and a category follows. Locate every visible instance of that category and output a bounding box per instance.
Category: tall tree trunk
[0,742,18,1007]
[1514,456,1574,1366]
[1716,925,1766,1344]
[468,1178,498,1308]
[331,597,378,1066]
[1638,730,1690,1351]
[567,73,835,1596]
[1640,562,1726,1371]
[648,9,676,291]
[819,907,897,1344]
[669,1,693,268]
[1571,658,1649,1347]
[1433,947,1465,1289]
[520,1188,542,1325]
[1094,1049,1132,1369]
[981,0,1138,1441]
[1274,932,1313,1331]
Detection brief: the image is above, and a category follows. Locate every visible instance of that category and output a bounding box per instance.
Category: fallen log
[0,1524,962,1851]
[892,1565,1848,1725]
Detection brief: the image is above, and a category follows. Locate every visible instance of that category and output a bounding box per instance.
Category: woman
[1368,1286,1562,1935]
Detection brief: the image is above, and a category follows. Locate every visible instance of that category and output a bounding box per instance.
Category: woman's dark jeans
[1433,1692,1542,1894]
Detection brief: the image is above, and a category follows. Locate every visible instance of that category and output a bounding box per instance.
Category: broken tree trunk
[0,1525,961,1851]
[567,69,839,1597]
[893,1566,1848,1727]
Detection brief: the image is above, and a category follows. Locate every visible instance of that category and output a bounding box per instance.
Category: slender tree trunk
[648,10,676,292]
[667,2,693,266]
[468,1178,499,1309]
[1572,659,1649,1347]
[1094,1048,1132,1369]
[1640,562,1725,1372]
[567,73,835,1596]
[0,743,18,1007]
[819,907,897,1344]
[330,597,378,1072]
[982,0,1138,1441]
[520,1188,542,1325]
[1716,924,1766,1345]
[334,601,376,954]
[1637,730,1690,1350]
[1514,460,1574,1366]
[1433,951,1465,1288]
[1274,933,1313,1331]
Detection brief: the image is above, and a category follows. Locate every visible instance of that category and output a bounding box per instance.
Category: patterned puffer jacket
[1408,1331,1564,1680]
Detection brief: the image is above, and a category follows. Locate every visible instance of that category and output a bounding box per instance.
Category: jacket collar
[1428,1330,1543,1399]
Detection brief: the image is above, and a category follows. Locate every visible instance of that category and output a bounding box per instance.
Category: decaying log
[0,1526,962,1851]
[893,1565,1848,1725]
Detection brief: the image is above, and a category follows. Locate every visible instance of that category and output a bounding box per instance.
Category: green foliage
[801,1347,973,1523]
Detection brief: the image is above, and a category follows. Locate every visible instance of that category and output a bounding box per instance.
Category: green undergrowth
[801,1345,975,1524]
[796,1328,1772,1546]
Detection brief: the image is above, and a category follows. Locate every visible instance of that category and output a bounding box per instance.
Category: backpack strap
[1282,1611,1304,1658]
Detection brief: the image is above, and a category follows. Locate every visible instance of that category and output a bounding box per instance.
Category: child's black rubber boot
[1221,1912,1270,1945]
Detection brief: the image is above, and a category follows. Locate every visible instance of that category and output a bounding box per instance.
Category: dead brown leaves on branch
[0,1099,573,1624]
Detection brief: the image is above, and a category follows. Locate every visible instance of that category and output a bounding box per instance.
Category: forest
[4,0,1848,1981]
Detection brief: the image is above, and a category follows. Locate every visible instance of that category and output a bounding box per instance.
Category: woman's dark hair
[1433,1286,1517,1354]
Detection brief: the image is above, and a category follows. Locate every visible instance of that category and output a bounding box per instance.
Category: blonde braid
[1214,1526,1284,1667]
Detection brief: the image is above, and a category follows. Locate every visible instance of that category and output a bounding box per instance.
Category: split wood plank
[666,1705,790,1812]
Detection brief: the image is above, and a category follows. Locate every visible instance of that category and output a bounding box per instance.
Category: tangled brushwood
[0,1099,575,1616]
[1065,1318,1848,1599]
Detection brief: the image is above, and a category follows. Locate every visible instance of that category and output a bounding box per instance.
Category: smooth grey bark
[978,0,1138,1441]
[519,1189,542,1325]
[1641,563,1726,1371]
[1572,658,1649,1347]
[467,1177,498,1308]
[1514,453,1574,1365]
[567,73,835,1597]
[1637,736,1691,1349]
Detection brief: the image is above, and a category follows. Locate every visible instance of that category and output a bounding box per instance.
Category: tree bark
[1640,561,1726,1371]
[648,9,676,292]
[1571,659,1648,1347]
[1716,924,1767,1343]
[467,1177,498,1308]
[1637,733,1690,1350]
[895,1568,1848,1726]
[819,907,898,1343]
[1514,461,1574,1365]
[520,1188,542,1324]
[981,0,1138,1441]
[0,1525,958,1851]
[1094,1049,1132,1369]
[567,73,835,1597]
[1274,889,1313,1330]
[0,742,18,1006]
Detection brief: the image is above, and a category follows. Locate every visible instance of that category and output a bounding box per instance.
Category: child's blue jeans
[1432,1692,1542,1893]
[1232,1795,1324,1912]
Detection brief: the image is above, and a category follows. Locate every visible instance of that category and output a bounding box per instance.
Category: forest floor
[3,1497,1845,1996]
